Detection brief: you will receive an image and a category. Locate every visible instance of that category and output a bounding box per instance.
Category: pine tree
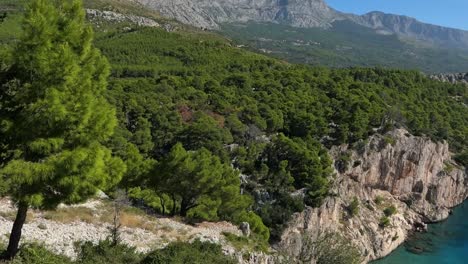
[0,0,125,258]
[153,143,245,218]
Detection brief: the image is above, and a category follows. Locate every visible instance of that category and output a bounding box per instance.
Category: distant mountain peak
[133,0,468,49]
[134,0,342,29]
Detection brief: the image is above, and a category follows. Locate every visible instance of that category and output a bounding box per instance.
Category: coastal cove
[374,200,468,264]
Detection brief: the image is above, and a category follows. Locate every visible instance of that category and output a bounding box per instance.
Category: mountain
[351,11,468,49]
[134,0,468,50]
[133,0,343,29]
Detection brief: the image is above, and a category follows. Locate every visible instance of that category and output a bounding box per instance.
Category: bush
[3,244,72,264]
[383,135,396,146]
[383,205,397,217]
[348,197,360,217]
[379,216,391,228]
[374,196,384,205]
[76,239,142,264]
[300,232,362,264]
[454,151,468,167]
[222,232,269,253]
[140,240,236,264]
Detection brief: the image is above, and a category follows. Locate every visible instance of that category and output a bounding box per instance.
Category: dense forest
[95,22,467,241]
[0,0,467,262]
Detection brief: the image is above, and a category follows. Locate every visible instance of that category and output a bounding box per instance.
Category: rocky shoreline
[276,129,467,263]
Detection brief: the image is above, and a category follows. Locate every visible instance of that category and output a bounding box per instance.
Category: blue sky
[326,0,468,30]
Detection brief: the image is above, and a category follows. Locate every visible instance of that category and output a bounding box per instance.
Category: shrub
[383,135,396,146]
[222,232,269,253]
[379,216,391,228]
[4,244,72,264]
[76,239,142,264]
[300,232,362,264]
[335,152,351,173]
[348,197,360,217]
[374,196,384,205]
[140,240,236,264]
[454,151,468,167]
[383,205,397,217]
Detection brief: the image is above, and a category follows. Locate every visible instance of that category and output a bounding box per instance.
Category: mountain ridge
[132,0,468,49]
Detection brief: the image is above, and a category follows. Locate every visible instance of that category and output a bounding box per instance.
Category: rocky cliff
[277,129,467,262]
[132,0,342,30]
[430,72,468,85]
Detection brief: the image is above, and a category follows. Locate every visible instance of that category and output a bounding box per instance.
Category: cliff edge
[278,129,467,262]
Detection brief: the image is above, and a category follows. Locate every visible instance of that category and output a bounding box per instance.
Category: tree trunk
[180,198,197,217]
[4,202,28,259]
[160,197,166,216]
[180,198,188,217]
[171,194,177,216]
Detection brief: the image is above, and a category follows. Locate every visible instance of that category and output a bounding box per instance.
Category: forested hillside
[94,26,467,240]
[0,1,467,262]
[222,21,468,73]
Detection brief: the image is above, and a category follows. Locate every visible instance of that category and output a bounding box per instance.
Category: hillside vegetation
[0,1,467,262]
[222,21,468,73]
[94,26,467,239]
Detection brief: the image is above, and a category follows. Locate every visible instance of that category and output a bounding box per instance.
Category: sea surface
[374,201,468,264]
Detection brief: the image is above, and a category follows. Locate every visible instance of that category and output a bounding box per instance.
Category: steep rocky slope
[131,0,468,49]
[350,12,468,49]
[133,0,341,30]
[277,129,467,262]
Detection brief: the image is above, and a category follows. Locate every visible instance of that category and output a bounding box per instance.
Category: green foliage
[348,197,360,217]
[379,216,391,228]
[0,0,125,208]
[0,0,466,248]
[383,135,397,146]
[222,21,468,73]
[91,24,466,244]
[140,240,237,264]
[300,232,362,264]
[236,211,270,242]
[3,244,72,264]
[383,205,398,217]
[335,151,351,173]
[454,151,468,167]
[150,143,250,219]
[0,240,232,264]
[76,240,142,264]
[374,196,384,205]
[222,232,269,253]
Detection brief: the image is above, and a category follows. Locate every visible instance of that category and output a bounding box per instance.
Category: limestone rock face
[277,129,467,262]
[131,0,468,49]
[132,0,342,30]
[430,72,468,85]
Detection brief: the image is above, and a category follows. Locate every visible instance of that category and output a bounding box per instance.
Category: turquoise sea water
[374,201,468,264]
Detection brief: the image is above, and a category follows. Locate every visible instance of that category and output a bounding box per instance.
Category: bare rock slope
[277,129,467,262]
[132,0,342,30]
[131,0,468,49]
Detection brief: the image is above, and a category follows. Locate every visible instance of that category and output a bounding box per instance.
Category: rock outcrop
[86,9,160,27]
[430,72,468,85]
[277,129,467,262]
[133,0,342,30]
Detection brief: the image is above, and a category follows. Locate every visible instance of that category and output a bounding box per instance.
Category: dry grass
[0,210,16,221]
[0,210,35,223]
[43,207,96,224]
